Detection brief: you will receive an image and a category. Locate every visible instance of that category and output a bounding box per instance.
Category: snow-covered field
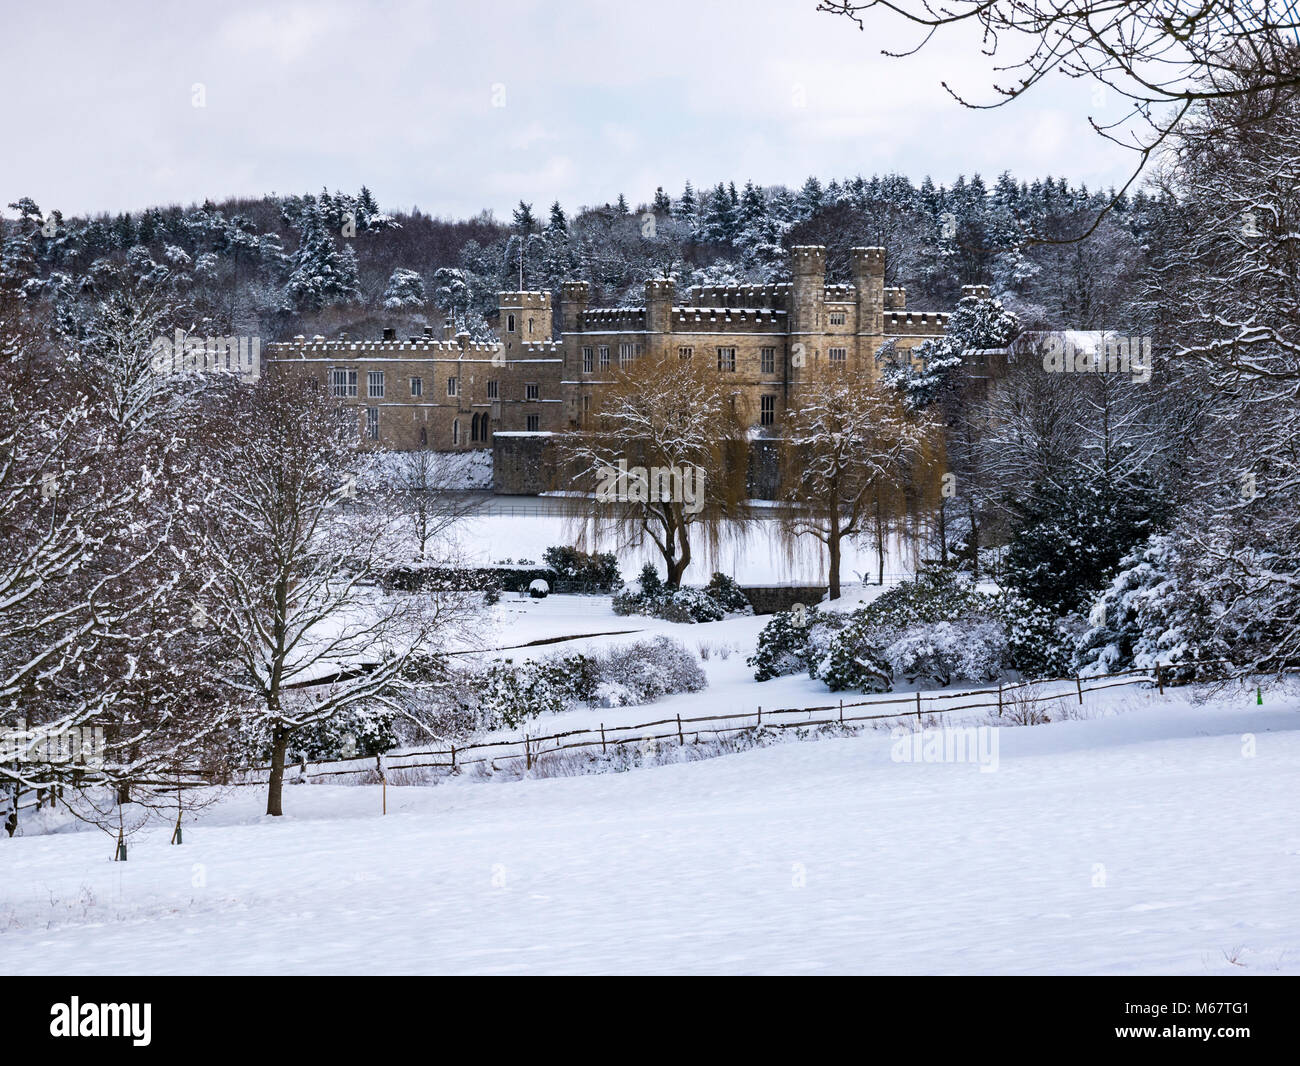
[4,683,1298,975]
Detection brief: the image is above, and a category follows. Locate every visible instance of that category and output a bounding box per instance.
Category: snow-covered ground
[4,682,1298,975]
[442,511,920,585]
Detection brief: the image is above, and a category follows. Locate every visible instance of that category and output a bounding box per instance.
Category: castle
[264,245,986,452]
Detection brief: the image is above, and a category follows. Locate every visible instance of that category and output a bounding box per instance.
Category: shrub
[613,565,749,623]
[882,619,1007,687]
[812,571,1020,692]
[749,606,820,681]
[542,545,622,590]
[593,636,707,703]
[704,572,752,613]
[528,578,550,599]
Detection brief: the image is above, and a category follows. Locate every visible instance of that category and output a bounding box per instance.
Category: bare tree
[820,1,1300,240]
[778,363,941,597]
[560,352,749,587]
[196,375,456,816]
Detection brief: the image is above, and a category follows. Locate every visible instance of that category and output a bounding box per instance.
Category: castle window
[598,345,610,368]
[365,407,379,441]
[582,394,591,414]
[525,383,539,400]
[619,342,636,366]
[526,414,540,431]
[761,395,775,426]
[829,312,846,326]
[471,413,480,442]
[452,419,460,445]
[717,347,736,372]
[507,313,516,332]
[678,346,693,360]
[447,376,458,397]
[410,376,423,397]
[829,347,847,363]
[329,367,358,398]
[760,347,775,374]
[419,426,427,447]
[582,347,594,374]
[487,379,499,400]
[480,413,490,440]
[367,371,385,398]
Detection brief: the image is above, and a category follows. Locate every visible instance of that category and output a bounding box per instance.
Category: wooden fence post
[677,714,684,745]
[525,733,532,771]
[450,744,456,770]
[1156,665,1164,695]
[757,705,762,727]
[600,723,606,754]
[997,683,1003,718]
[916,689,922,724]
[1076,674,1084,705]
[839,699,843,724]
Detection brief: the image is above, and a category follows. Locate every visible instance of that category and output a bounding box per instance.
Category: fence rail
[4,659,1233,820]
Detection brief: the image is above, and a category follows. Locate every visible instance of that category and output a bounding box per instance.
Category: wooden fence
[4,659,1229,819]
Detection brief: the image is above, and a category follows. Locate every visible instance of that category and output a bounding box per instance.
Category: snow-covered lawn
[4,685,1298,975]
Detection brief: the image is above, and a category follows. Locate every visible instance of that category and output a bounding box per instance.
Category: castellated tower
[560,281,589,333]
[644,277,675,358]
[851,247,886,340]
[498,291,553,354]
[790,246,826,375]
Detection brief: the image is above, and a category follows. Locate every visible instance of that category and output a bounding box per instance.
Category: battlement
[498,291,552,309]
[791,245,827,273]
[850,247,886,275]
[561,281,591,299]
[687,284,791,309]
[579,308,648,329]
[824,284,856,300]
[520,341,564,354]
[961,284,992,301]
[672,307,786,329]
[884,311,950,335]
[884,287,906,311]
[265,338,507,357]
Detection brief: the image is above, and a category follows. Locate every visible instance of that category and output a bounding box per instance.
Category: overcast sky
[0,0,1137,221]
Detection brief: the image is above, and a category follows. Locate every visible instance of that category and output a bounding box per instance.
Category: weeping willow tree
[778,362,943,597]
[559,351,750,588]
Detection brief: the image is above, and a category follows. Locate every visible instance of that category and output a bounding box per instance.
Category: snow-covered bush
[1074,534,1228,679]
[811,571,1017,692]
[528,578,550,599]
[591,636,707,704]
[882,619,1007,687]
[748,605,841,680]
[997,590,1074,679]
[612,564,747,623]
[243,702,398,763]
[704,572,753,613]
[542,545,622,589]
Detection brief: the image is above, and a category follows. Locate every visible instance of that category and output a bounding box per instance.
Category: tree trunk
[874,495,886,585]
[967,498,980,580]
[828,535,841,600]
[937,501,949,566]
[266,727,288,817]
